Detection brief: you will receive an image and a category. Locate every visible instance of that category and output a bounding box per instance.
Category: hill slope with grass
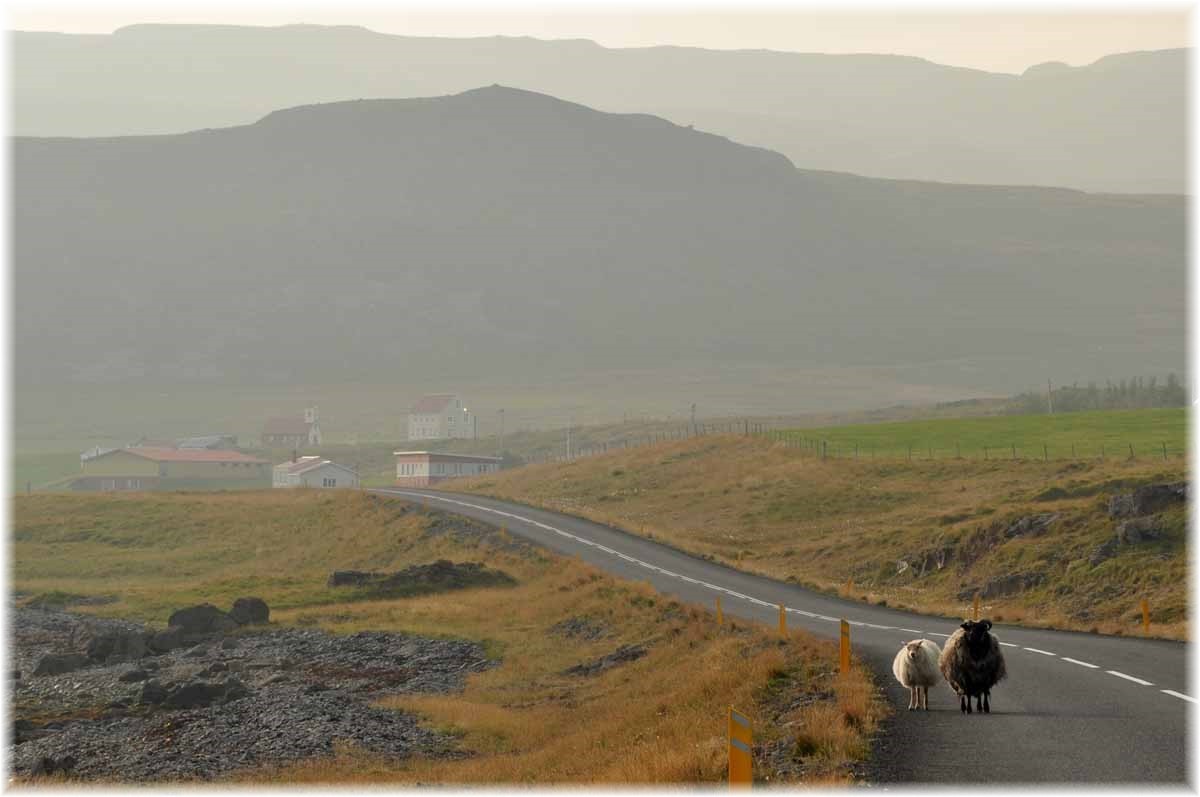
[455,428,1188,638]
[16,87,1184,394]
[12,490,881,784]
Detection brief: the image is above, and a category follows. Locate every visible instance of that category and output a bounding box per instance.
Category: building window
[323,477,336,487]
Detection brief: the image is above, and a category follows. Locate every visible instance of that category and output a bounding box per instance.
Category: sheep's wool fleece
[938,628,1007,695]
[892,639,942,687]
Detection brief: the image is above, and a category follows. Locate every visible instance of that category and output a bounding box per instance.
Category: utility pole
[690,403,696,432]
[1048,379,1054,415]
[567,416,573,461]
[498,409,505,459]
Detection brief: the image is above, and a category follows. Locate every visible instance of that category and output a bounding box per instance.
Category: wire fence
[521,419,1186,465]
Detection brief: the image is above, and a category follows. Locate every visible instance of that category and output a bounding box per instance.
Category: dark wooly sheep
[938,619,1007,714]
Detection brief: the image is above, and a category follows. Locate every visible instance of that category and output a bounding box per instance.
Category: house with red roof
[408,394,473,441]
[261,407,322,448]
[74,447,270,491]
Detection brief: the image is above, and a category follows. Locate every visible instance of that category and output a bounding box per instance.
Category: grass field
[789,408,1187,461]
[12,490,883,784]
[455,419,1188,639]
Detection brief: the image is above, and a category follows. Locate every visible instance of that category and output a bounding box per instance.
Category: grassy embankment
[454,409,1188,639]
[13,490,882,785]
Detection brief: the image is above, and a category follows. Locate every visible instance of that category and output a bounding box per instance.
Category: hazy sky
[8,2,1190,74]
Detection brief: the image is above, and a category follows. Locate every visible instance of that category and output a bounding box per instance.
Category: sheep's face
[960,619,993,658]
[905,641,925,661]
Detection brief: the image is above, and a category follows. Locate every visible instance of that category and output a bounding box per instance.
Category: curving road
[373,488,1189,784]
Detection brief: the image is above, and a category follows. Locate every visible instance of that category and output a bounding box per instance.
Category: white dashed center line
[1161,690,1197,703]
[1107,670,1154,686]
[383,490,1181,703]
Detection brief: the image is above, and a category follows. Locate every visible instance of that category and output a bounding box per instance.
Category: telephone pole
[1048,379,1054,415]
[498,408,505,459]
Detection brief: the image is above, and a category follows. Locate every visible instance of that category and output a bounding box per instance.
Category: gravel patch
[10,607,495,782]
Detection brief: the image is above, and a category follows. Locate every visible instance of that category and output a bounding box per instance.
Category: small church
[261,407,322,449]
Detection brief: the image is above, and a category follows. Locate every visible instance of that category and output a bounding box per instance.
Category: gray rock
[229,597,269,626]
[118,668,149,683]
[1002,513,1059,538]
[165,681,228,710]
[219,637,240,650]
[30,754,76,776]
[565,644,648,676]
[1109,482,1188,518]
[86,630,148,663]
[33,653,90,677]
[1116,516,1166,545]
[1089,538,1119,566]
[139,680,168,705]
[184,644,211,658]
[167,604,238,635]
[148,627,185,653]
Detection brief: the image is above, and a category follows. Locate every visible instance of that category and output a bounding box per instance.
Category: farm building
[261,407,322,448]
[273,456,360,489]
[408,394,473,441]
[394,451,501,487]
[73,447,270,491]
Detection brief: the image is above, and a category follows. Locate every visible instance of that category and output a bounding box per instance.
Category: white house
[273,456,359,489]
[407,394,473,441]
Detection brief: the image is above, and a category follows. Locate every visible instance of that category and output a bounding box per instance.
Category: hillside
[12,491,881,783]
[454,429,1188,638]
[14,88,1185,396]
[12,25,1186,193]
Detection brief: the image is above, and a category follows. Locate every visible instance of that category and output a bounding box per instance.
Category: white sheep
[891,639,942,710]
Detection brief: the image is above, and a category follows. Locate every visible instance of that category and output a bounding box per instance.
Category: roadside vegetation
[455,411,1188,639]
[13,490,883,784]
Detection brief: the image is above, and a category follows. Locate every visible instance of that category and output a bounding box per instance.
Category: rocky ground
[10,605,495,782]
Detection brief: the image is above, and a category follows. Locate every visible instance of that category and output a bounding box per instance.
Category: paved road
[374,488,1189,784]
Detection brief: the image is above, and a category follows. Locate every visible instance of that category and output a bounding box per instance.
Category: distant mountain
[14,87,1184,390]
[12,24,1185,193]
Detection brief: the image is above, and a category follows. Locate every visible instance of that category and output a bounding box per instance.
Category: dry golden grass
[13,490,884,785]
[454,435,1188,639]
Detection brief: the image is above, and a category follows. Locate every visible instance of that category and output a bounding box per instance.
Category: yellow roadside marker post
[1142,599,1151,634]
[728,707,753,788]
[839,620,851,674]
[973,593,980,622]
[716,596,724,627]
[778,604,787,637]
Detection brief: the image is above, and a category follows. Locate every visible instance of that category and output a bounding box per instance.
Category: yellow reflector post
[716,596,723,627]
[728,706,752,788]
[778,604,786,637]
[839,620,851,675]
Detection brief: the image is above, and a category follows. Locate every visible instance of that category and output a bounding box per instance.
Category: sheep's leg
[907,686,916,710]
[922,686,929,710]
[961,694,969,714]
[975,694,983,713]
[983,691,990,714]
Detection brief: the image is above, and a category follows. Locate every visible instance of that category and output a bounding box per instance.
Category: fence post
[1163,442,1169,460]
[1141,598,1150,634]
[1129,443,1135,460]
[1043,443,1048,461]
[716,596,723,626]
[1011,444,1017,460]
[973,593,980,621]
[778,604,787,637]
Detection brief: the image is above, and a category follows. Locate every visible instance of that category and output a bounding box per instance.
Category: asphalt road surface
[375,488,1189,784]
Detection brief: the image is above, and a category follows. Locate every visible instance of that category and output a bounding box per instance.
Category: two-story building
[407,394,473,441]
[261,407,322,448]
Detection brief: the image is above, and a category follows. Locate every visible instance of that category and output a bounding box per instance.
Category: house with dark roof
[407,394,473,441]
[74,447,270,491]
[261,407,321,448]
[273,456,359,489]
